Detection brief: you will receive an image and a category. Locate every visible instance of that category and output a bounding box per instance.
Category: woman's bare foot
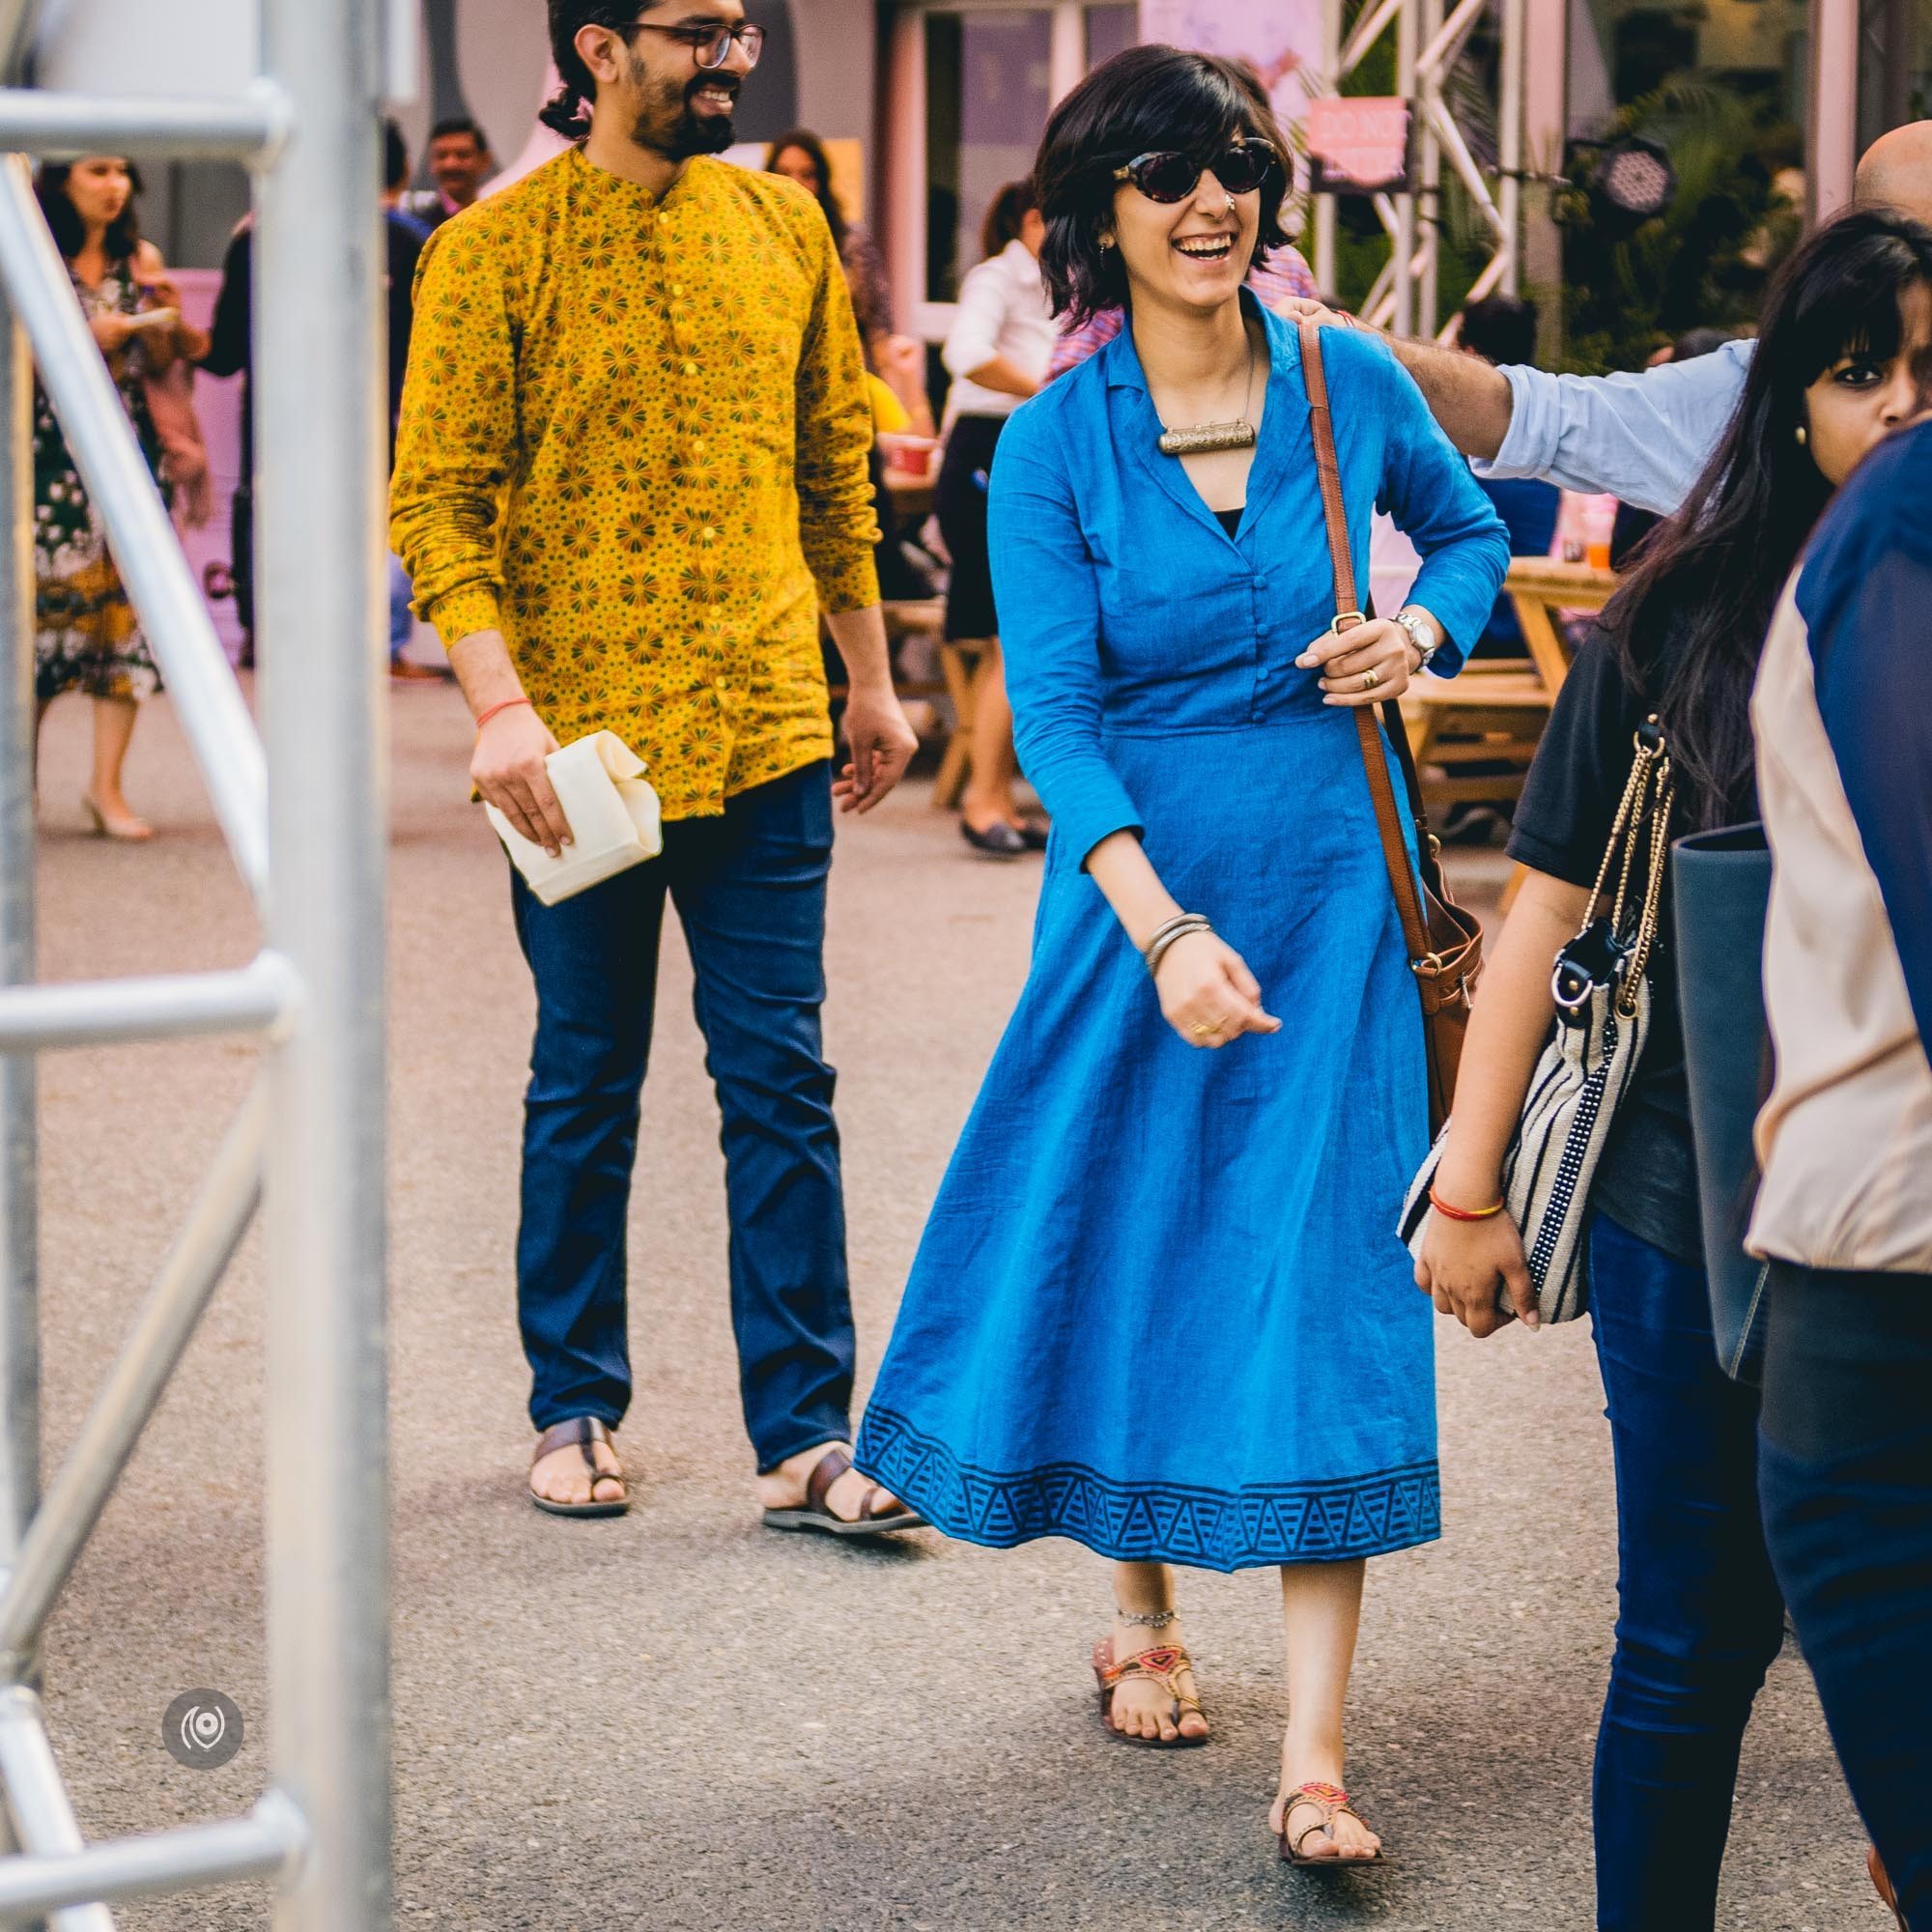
[529,1432,623,1509]
[755,1441,909,1524]
[1103,1618,1209,1743]
[1270,1747,1382,1861]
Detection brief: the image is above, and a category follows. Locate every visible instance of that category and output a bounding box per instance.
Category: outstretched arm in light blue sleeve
[1372,350,1513,678]
[988,423,1144,868]
[1476,340,1753,516]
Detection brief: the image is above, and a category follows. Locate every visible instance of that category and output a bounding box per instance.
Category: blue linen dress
[855,301,1510,1572]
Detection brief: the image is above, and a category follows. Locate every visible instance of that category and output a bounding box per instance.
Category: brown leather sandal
[1092,1638,1208,1748]
[528,1417,627,1519]
[1278,1781,1384,1865]
[1870,1846,1907,1929]
[761,1447,925,1538]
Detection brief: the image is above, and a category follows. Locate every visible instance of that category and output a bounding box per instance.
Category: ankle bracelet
[1115,1605,1179,1629]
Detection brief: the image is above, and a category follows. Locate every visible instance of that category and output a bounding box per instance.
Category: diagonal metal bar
[1416,0,1486,81]
[0,1690,113,1932]
[0,1081,265,1674]
[0,88,289,161]
[0,1791,302,1923]
[1341,0,1403,72]
[1421,95,1506,233]
[0,160,268,904]
[0,955,296,1054]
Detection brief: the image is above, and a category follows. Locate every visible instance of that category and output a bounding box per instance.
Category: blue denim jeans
[1759,1261,1932,1932]
[1587,1211,1787,1932]
[508,760,854,1470]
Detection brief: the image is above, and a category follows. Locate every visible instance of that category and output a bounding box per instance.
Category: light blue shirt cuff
[1471,362,1554,484]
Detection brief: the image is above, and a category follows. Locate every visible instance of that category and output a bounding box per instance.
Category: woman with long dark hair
[765,128,893,365]
[857,46,1508,1861]
[1416,206,1932,1932]
[32,157,207,839]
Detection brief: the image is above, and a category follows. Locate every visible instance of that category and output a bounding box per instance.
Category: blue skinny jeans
[1587,1210,1787,1932]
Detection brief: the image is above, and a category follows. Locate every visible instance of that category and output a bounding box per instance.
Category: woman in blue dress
[855,46,1508,1861]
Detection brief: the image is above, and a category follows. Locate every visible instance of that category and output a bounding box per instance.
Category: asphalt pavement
[25,683,1877,1931]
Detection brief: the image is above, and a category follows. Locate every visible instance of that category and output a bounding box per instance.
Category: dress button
[691,439,705,453]
[670,284,684,297]
[682,361,697,376]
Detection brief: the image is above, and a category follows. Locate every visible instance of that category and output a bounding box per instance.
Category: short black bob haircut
[1034,44,1293,328]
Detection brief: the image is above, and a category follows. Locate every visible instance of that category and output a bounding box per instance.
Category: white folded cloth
[484,730,663,905]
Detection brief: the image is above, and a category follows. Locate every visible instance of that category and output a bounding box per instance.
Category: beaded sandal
[1279,1781,1384,1865]
[1091,1638,1208,1748]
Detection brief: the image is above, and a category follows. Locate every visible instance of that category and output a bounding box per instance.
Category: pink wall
[174,266,247,661]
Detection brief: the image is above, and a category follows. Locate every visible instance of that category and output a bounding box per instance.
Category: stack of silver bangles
[1142,912,1212,980]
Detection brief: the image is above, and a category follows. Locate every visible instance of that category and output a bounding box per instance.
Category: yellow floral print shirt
[389,146,881,818]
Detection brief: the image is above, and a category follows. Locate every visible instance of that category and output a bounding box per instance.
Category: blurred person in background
[1417,209,1932,1932]
[765,129,892,368]
[1748,403,1932,1932]
[936,178,1054,856]
[32,157,207,841]
[203,120,432,678]
[1455,295,1557,658]
[398,115,494,233]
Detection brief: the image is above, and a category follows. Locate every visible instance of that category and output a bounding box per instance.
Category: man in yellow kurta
[390,0,922,1533]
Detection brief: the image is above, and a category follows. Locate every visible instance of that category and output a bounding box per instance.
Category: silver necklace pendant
[1158,418,1258,457]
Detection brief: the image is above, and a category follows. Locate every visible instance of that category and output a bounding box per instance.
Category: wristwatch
[1393,607,1440,671]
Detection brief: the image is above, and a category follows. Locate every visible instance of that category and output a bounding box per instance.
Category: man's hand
[833,684,918,813]
[472,702,571,856]
[1283,296,1365,332]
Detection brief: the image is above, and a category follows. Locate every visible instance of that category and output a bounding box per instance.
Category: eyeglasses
[1111,141,1279,205]
[631,19,766,71]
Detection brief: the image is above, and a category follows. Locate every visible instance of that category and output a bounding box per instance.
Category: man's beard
[629,65,737,159]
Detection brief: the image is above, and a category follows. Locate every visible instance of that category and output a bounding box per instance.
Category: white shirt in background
[941,239,1055,429]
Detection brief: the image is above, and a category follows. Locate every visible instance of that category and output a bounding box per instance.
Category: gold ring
[1362,668,1380,690]
[1189,1021,1219,1037]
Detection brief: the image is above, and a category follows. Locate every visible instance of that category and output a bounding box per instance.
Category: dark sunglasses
[1110,140,1279,205]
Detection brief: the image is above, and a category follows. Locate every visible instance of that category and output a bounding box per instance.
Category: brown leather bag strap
[1296,318,1433,964]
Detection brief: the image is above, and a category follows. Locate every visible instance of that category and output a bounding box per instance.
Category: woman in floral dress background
[33,156,206,841]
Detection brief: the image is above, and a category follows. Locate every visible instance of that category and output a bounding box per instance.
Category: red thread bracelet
[473,696,531,732]
[1429,1186,1505,1222]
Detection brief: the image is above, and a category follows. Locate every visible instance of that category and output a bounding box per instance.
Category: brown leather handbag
[1298,319,1482,1132]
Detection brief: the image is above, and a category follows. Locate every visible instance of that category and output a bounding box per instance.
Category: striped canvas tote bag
[1400,721,1675,1324]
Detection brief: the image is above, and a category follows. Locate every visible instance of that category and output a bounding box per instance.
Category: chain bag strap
[1298,319,1483,1133]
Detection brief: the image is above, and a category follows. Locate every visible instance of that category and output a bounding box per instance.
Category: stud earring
[1795,423,1807,446]
[1097,234,1115,251]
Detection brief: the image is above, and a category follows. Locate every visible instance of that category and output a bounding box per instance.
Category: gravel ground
[22,683,1877,1931]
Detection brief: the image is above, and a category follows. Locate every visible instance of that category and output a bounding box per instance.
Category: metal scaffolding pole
[1497,0,1524,296]
[1313,0,1343,293]
[0,204,33,1598]
[1393,0,1418,335]
[1417,0,1443,333]
[255,0,392,1920]
[0,0,389,1921]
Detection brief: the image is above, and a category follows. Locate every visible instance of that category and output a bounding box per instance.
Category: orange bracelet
[473,696,531,732]
[1429,1186,1505,1223]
